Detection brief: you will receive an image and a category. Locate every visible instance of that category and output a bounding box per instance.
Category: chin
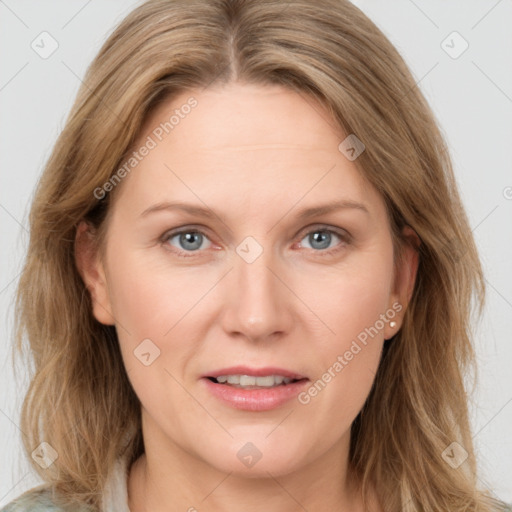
[200,436,311,478]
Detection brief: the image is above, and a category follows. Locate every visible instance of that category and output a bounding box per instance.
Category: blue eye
[163,230,212,256]
[298,228,348,254]
[160,225,350,258]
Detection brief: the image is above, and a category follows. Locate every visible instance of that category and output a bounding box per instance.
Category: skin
[76,82,419,512]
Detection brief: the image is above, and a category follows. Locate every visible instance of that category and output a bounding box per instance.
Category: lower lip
[202,378,310,411]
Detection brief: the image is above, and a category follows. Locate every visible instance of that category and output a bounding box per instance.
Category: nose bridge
[222,235,291,340]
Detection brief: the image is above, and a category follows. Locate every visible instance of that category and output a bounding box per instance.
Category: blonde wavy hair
[10,0,506,511]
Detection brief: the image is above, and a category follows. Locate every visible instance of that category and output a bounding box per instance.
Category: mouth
[205,375,308,389]
[202,375,310,411]
[200,367,310,411]
[202,366,309,390]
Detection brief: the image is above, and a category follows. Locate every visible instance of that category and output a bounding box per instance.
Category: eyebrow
[139,199,370,220]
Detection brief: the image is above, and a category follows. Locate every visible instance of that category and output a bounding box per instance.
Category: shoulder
[0,487,93,512]
[0,487,65,512]
[1,455,130,512]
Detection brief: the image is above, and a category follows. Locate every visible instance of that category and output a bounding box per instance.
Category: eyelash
[159,224,351,259]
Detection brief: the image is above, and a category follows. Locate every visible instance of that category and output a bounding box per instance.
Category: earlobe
[385,225,420,339]
[74,221,115,326]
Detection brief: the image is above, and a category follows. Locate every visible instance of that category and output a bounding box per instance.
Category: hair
[10,0,506,511]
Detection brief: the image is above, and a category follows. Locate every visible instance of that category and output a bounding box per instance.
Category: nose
[219,241,294,343]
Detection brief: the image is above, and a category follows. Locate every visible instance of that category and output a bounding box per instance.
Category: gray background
[1,0,511,506]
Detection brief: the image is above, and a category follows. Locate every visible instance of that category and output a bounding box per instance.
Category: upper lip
[203,366,308,380]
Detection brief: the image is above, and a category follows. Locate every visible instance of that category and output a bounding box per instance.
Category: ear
[384,225,420,340]
[74,221,115,326]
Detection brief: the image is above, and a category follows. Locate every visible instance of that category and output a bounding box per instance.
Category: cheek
[294,249,393,426]
[105,243,207,338]
[295,244,394,346]
[104,245,220,395]
[105,252,200,421]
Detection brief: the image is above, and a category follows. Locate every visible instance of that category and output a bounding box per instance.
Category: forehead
[140,81,346,151]
[110,82,382,222]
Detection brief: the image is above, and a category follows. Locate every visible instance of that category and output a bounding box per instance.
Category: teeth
[214,374,294,387]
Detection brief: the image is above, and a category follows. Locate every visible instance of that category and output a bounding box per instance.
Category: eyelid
[295,222,351,241]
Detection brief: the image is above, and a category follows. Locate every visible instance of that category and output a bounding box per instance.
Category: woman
[2,0,509,511]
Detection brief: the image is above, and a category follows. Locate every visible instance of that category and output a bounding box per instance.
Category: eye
[297,226,350,255]
[161,228,213,257]
[160,224,350,258]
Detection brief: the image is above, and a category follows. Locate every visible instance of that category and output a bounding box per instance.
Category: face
[77,82,417,479]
